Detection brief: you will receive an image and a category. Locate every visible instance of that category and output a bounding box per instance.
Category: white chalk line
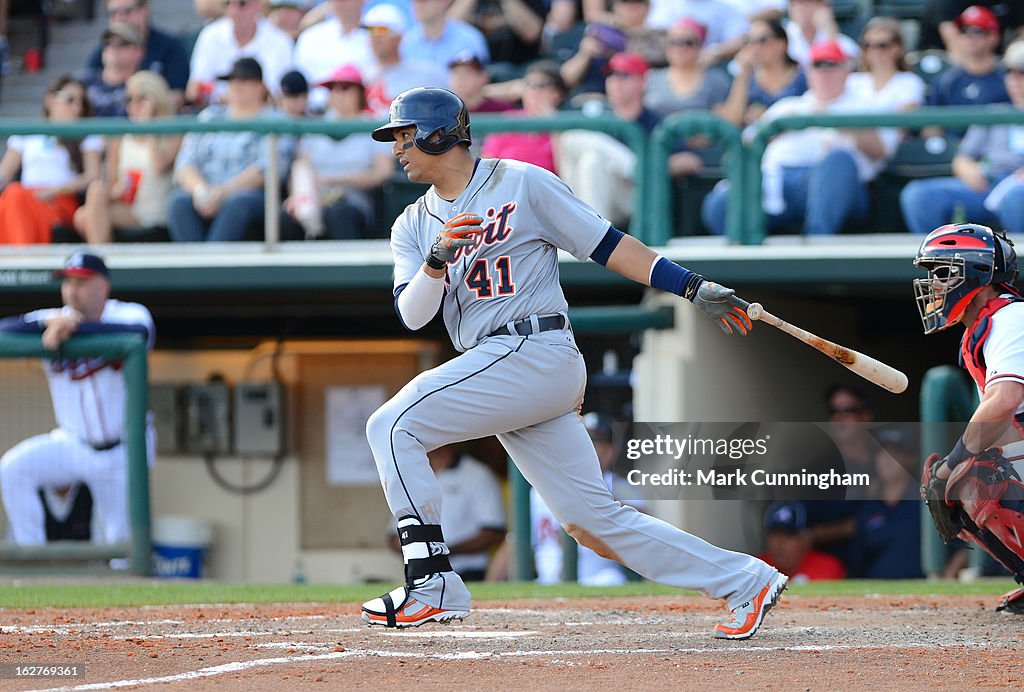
[33,639,999,691]
[374,629,539,639]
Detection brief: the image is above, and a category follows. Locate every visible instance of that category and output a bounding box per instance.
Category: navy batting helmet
[371,87,471,155]
[913,223,1019,334]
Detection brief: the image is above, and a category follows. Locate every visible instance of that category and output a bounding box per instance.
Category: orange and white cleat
[713,571,788,640]
[361,586,469,628]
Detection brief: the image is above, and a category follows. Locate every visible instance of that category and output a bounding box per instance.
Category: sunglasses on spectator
[811,60,843,70]
[829,405,863,416]
[365,25,395,37]
[108,3,139,16]
[224,0,251,7]
[329,82,359,91]
[747,35,774,45]
[960,26,991,37]
[667,37,701,48]
[863,40,894,50]
[104,39,134,49]
[1007,68,1024,76]
[608,71,640,79]
[51,91,83,104]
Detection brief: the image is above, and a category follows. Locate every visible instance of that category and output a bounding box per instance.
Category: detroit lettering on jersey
[391,158,610,351]
[450,202,517,262]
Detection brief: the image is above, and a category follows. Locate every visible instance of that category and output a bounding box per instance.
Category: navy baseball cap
[55,251,109,279]
[280,70,309,96]
[763,501,807,534]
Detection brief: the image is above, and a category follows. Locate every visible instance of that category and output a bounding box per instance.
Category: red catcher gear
[913,223,1018,334]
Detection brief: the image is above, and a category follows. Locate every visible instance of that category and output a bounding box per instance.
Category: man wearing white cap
[363,4,448,115]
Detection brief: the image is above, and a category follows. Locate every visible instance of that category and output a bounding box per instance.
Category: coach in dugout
[0,251,155,546]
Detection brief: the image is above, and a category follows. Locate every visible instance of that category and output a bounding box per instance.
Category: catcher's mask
[913,223,1019,334]
[371,86,471,155]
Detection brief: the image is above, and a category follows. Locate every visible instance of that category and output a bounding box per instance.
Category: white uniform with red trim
[973,297,1024,473]
[0,299,155,545]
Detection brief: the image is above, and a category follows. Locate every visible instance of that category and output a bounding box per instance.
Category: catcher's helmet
[913,223,1019,334]
[371,87,471,155]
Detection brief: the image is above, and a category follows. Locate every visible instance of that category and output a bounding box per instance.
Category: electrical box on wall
[233,381,283,456]
[149,383,181,455]
[183,381,231,455]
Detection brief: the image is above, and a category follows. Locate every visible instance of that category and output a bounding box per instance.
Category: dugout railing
[0,332,151,575]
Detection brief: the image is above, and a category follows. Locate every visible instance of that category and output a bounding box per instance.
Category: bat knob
[747,302,763,321]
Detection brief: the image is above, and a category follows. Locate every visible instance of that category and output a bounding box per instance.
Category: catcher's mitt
[920,453,965,542]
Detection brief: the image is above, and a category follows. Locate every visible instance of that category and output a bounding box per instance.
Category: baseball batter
[360,87,787,639]
[916,224,1024,613]
[0,251,154,546]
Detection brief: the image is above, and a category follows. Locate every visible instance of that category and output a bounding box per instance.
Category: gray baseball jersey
[367,157,777,616]
[392,158,609,351]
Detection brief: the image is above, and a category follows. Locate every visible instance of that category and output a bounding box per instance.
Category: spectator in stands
[448,51,516,112]
[558,52,658,229]
[481,61,565,173]
[281,64,394,240]
[0,251,155,548]
[0,77,102,245]
[81,22,145,118]
[73,72,181,244]
[401,0,490,68]
[784,0,859,70]
[848,426,924,579]
[447,0,545,70]
[532,414,643,585]
[85,0,189,109]
[928,5,1010,114]
[644,18,730,119]
[559,20,629,100]
[169,58,293,242]
[900,41,1024,234]
[188,0,294,106]
[847,17,925,113]
[389,444,506,582]
[923,1,1024,63]
[646,0,748,66]
[363,4,448,116]
[267,0,310,40]
[718,16,807,128]
[702,40,899,236]
[294,0,375,113]
[278,70,311,116]
[757,501,846,583]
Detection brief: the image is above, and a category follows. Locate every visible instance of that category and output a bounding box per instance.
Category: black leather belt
[487,314,567,339]
[90,440,121,452]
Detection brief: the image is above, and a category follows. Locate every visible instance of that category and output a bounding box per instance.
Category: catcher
[915,223,1024,614]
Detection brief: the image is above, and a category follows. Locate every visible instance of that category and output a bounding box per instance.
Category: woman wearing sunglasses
[73,71,181,244]
[644,17,729,119]
[847,17,923,113]
[0,76,102,244]
[719,16,807,128]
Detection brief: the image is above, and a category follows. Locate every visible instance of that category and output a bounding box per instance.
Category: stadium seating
[872,135,960,232]
[873,0,927,19]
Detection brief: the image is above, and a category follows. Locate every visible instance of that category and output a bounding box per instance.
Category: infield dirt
[2,594,1022,690]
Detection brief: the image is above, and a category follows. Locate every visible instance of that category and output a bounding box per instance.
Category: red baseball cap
[605,51,649,76]
[956,5,1000,34]
[317,63,364,89]
[808,39,847,65]
[54,251,109,279]
[672,17,707,45]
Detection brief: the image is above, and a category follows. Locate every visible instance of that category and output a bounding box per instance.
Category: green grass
[0,579,1018,609]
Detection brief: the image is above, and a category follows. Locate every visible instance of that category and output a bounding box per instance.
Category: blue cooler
[152,516,213,578]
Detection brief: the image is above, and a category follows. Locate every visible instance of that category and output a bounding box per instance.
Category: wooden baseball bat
[745,302,908,394]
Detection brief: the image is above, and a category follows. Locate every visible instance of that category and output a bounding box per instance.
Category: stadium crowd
[0,0,1022,243]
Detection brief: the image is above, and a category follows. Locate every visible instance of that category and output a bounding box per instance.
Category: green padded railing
[744,106,1024,244]
[0,332,151,576]
[0,112,649,243]
[919,365,979,577]
[647,112,742,244]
